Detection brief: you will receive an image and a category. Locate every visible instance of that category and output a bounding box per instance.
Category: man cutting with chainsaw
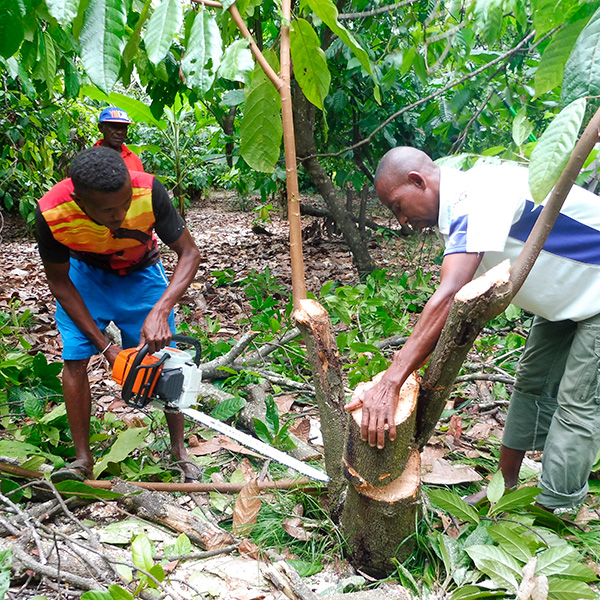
[346,146,600,514]
[35,146,201,482]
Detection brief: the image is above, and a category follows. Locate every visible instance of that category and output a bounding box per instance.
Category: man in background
[95,106,144,172]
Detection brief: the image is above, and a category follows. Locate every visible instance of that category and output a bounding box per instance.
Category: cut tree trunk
[341,375,420,577]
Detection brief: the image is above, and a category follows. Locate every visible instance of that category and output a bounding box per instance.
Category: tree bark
[293,83,376,277]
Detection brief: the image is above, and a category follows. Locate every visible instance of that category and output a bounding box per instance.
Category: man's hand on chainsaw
[104,344,122,367]
[138,312,173,355]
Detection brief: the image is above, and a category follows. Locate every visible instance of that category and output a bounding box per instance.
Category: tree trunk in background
[293,83,376,277]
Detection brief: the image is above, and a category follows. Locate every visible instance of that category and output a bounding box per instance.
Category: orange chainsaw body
[112,348,163,396]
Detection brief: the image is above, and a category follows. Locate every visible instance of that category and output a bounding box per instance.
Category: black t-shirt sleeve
[34,204,70,263]
[152,178,186,245]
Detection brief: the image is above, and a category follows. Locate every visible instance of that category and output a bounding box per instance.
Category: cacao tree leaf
[46,0,80,25]
[464,545,521,592]
[535,545,579,577]
[305,0,380,103]
[486,470,505,504]
[41,31,57,95]
[81,592,113,600]
[123,0,151,66]
[131,534,154,571]
[182,10,222,94]
[221,0,237,9]
[531,0,565,40]
[210,395,246,421]
[218,38,254,82]
[487,523,534,563]
[489,486,541,515]
[240,59,282,173]
[0,1,25,58]
[528,97,586,205]
[107,585,134,600]
[290,18,330,110]
[547,577,597,600]
[143,0,183,66]
[80,0,127,93]
[232,478,261,533]
[535,18,589,97]
[63,57,81,98]
[93,425,149,478]
[562,6,600,106]
[512,108,533,147]
[473,0,503,45]
[427,489,480,524]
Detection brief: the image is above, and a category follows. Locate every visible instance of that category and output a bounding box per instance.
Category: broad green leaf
[286,559,323,577]
[0,440,45,457]
[221,0,236,9]
[451,586,508,600]
[46,0,80,25]
[93,425,149,478]
[532,0,566,40]
[473,0,503,45]
[131,534,154,571]
[144,0,183,66]
[305,0,380,103]
[80,0,127,93]
[535,545,579,577]
[486,471,505,504]
[489,486,541,515]
[107,585,134,600]
[528,97,586,205]
[81,592,113,600]
[240,61,282,173]
[210,395,246,421]
[218,39,254,82]
[39,402,67,424]
[182,10,222,94]
[562,6,600,105]
[290,18,330,110]
[512,108,533,147]
[564,562,598,582]
[0,1,25,58]
[148,563,165,584]
[436,533,470,585]
[535,18,589,96]
[426,489,480,524]
[123,0,151,65]
[53,481,123,500]
[23,391,44,419]
[547,577,597,600]
[487,523,534,563]
[64,57,81,99]
[253,418,273,444]
[465,545,521,591]
[40,31,57,95]
[0,572,9,600]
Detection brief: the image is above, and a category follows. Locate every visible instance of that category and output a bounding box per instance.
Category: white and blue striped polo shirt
[437,164,600,322]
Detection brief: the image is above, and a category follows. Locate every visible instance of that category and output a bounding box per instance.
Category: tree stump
[342,375,420,577]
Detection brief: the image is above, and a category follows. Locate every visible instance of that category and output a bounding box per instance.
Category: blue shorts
[56,259,175,360]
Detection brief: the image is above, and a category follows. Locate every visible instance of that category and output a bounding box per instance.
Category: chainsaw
[112,335,329,482]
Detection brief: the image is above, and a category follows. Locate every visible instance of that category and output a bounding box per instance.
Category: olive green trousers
[503,313,600,510]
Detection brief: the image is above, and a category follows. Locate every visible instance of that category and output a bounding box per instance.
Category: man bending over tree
[346,146,600,514]
[35,146,201,482]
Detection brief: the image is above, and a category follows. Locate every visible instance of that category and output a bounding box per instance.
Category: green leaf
[144,0,183,66]
[221,0,236,9]
[465,545,521,591]
[53,481,123,499]
[489,486,541,515]
[473,0,503,45]
[427,489,480,524]
[290,18,330,110]
[562,6,600,105]
[240,61,282,173]
[253,418,272,444]
[264,395,279,435]
[436,533,470,585]
[512,108,533,147]
[486,471,505,504]
[535,18,589,97]
[535,545,579,577]
[547,577,597,600]
[451,586,508,600]
[182,10,222,94]
[107,585,134,600]
[286,559,322,577]
[148,563,165,583]
[79,0,127,93]
[487,523,534,563]
[0,1,24,58]
[305,0,380,103]
[131,534,154,571]
[93,426,149,478]
[81,592,113,600]
[47,0,81,25]
[528,97,586,205]
[218,38,254,82]
[0,440,45,457]
[64,57,81,99]
[532,0,565,40]
[210,395,247,421]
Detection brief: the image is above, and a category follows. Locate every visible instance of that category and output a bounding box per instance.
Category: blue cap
[99,107,133,124]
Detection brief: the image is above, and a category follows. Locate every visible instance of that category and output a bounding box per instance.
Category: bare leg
[464,445,526,505]
[165,411,199,481]
[61,359,94,476]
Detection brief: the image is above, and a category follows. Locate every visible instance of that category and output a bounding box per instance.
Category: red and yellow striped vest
[38,172,159,274]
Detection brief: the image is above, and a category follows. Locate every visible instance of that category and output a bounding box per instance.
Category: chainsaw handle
[170,334,202,366]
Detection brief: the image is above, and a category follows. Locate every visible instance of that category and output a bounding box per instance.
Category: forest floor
[2,191,600,599]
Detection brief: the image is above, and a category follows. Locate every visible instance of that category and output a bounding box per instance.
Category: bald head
[375,147,441,231]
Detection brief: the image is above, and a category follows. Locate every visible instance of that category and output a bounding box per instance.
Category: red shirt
[93,140,144,172]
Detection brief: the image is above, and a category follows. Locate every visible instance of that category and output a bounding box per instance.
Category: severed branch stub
[342,374,420,577]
